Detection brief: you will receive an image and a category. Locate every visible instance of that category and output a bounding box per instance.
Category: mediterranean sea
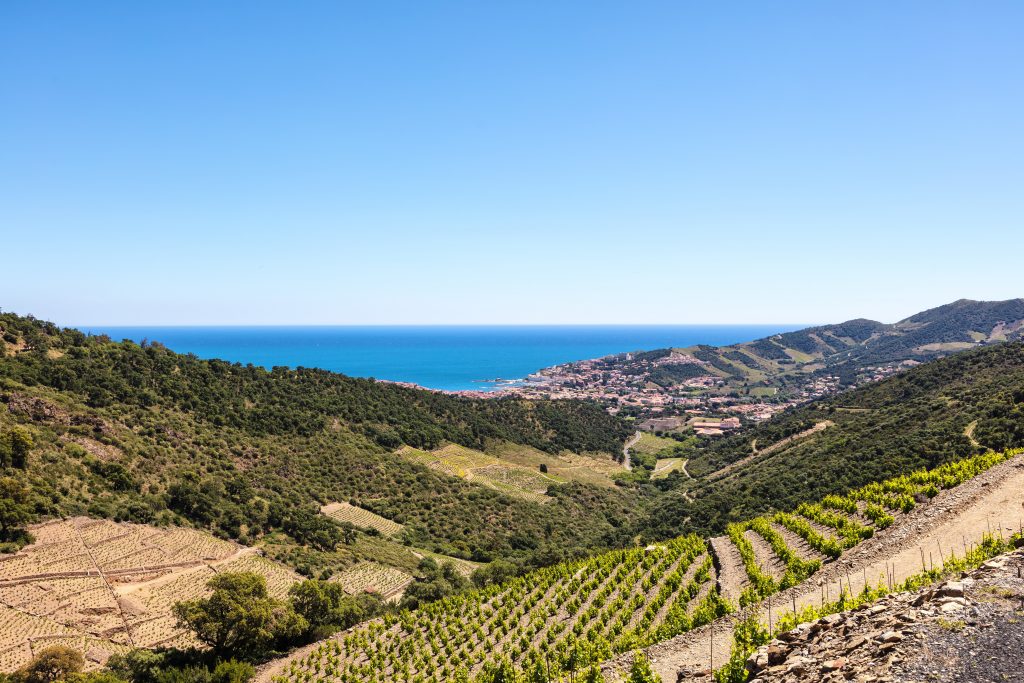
[82,325,805,392]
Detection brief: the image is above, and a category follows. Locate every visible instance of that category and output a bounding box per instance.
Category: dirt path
[605,453,1024,681]
[622,431,641,470]
[964,420,981,448]
[112,545,260,598]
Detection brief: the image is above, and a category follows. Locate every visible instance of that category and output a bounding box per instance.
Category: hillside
[259,447,1024,682]
[681,298,1024,388]
[611,449,1024,682]
[0,517,301,673]
[636,340,1024,539]
[534,299,1024,411]
[0,312,639,574]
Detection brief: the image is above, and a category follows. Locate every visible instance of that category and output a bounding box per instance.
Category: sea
[81,325,804,392]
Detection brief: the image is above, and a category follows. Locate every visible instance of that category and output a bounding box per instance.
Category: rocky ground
[735,547,1024,683]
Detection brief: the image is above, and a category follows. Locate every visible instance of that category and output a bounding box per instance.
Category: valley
[1,303,1024,682]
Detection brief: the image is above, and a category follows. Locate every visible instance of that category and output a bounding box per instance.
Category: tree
[66,673,129,683]
[627,652,661,683]
[14,645,84,682]
[338,521,358,545]
[287,579,382,638]
[400,558,469,610]
[9,427,33,469]
[172,572,305,658]
[0,477,34,545]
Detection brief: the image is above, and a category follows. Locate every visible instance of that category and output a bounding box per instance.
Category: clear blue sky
[2,2,1022,325]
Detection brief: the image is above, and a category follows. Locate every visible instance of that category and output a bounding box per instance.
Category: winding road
[622,431,641,470]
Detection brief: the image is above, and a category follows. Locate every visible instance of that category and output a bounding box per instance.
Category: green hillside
[638,340,1024,539]
[0,312,637,571]
[607,298,1024,397]
[269,448,1022,683]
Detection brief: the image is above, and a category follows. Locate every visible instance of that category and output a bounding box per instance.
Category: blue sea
[82,325,804,392]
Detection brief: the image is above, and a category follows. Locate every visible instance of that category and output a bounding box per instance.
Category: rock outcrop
[738,549,1024,682]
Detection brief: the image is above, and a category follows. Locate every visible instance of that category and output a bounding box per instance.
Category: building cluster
[385,348,906,438]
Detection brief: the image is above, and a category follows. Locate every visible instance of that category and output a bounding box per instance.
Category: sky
[2,2,1022,326]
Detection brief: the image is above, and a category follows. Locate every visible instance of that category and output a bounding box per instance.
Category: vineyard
[330,563,414,600]
[0,518,299,673]
[272,448,1023,683]
[320,502,405,537]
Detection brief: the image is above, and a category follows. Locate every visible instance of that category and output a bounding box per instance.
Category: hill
[0,311,638,575]
[635,340,1024,539]
[258,447,1024,682]
[521,299,1024,415]
[682,298,1024,389]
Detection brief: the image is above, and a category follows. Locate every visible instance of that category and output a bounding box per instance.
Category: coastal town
[386,345,919,438]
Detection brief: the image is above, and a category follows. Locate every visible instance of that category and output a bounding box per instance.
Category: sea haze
[82,325,805,392]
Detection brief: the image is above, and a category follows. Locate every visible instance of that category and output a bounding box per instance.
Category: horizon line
[74,322,815,329]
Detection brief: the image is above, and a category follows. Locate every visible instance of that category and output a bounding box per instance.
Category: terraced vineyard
[0,518,300,673]
[320,502,405,537]
[330,562,414,600]
[270,448,1023,683]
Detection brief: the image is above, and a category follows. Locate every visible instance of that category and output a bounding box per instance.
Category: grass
[394,441,626,499]
[652,458,686,479]
[632,433,684,459]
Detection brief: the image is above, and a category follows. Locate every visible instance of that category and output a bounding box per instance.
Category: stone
[786,656,811,675]
[821,657,847,672]
[879,631,903,643]
[939,581,965,597]
[846,635,869,652]
[746,651,769,673]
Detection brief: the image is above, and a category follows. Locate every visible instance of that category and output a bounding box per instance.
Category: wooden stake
[710,620,714,671]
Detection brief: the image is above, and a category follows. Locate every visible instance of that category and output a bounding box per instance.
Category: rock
[767,645,788,665]
[846,635,869,652]
[940,601,964,613]
[939,581,965,597]
[821,657,847,672]
[746,651,769,673]
[786,656,811,675]
[879,631,903,643]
